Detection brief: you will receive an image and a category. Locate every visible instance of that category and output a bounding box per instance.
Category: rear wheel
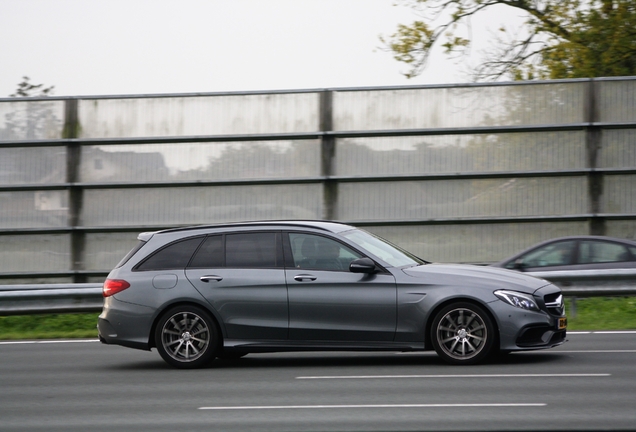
[431,302,495,365]
[155,305,219,369]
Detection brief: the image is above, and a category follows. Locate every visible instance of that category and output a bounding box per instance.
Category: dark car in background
[99,221,566,368]
[491,235,636,273]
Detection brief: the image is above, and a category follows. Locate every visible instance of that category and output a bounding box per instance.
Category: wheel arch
[424,297,500,351]
[148,300,223,349]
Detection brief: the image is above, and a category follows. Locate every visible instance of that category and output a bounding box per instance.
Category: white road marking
[568,331,636,335]
[296,373,610,380]
[198,403,546,411]
[554,350,636,353]
[593,331,636,334]
[0,339,99,345]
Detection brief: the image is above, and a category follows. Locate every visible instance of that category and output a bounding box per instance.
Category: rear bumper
[98,298,154,351]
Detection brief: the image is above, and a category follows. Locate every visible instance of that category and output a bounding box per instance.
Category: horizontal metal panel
[0,277,74,286]
[601,175,636,213]
[78,93,320,138]
[605,220,636,241]
[335,131,586,176]
[81,184,323,227]
[333,83,585,131]
[364,222,589,263]
[0,234,70,273]
[0,190,68,228]
[0,147,66,185]
[84,232,141,272]
[598,80,636,123]
[80,140,321,183]
[598,129,636,169]
[0,100,65,141]
[337,177,588,222]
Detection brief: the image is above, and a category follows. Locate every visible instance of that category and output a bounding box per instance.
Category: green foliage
[0,313,99,340]
[1,298,635,340]
[543,1,636,78]
[385,0,636,80]
[566,297,636,330]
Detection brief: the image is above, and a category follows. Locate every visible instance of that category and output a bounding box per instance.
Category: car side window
[512,240,576,268]
[136,237,205,271]
[579,241,633,264]
[288,233,362,271]
[188,235,224,268]
[225,232,283,268]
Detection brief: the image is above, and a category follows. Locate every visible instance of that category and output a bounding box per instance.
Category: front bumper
[490,299,567,352]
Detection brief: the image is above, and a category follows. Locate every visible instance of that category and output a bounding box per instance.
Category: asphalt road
[1,332,635,432]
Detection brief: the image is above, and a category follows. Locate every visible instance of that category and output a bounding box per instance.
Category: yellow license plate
[558,317,567,330]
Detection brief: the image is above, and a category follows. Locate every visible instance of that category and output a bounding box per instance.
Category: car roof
[494,235,636,266]
[525,235,636,246]
[141,220,356,239]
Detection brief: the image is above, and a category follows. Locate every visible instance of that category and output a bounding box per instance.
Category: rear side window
[115,240,147,268]
[579,241,633,264]
[188,235,224,268]
[136,237,205,271]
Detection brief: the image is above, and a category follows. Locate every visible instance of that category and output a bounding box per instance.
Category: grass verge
[565,296,636,330]
[0,297,635,340]
[0,313,100,340]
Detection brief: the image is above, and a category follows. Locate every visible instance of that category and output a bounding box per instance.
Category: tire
[155,305,219,369]
[431,302,495,365]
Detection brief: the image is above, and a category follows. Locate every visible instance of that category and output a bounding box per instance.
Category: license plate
[558,317,567,330]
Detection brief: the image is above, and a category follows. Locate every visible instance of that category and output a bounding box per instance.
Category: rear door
[185,232,288,341]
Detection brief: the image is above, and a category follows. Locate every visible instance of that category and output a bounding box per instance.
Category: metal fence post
[64,99,86,283]
[585,79,604,236]
[320,90,337,220]
[569,296,577,319]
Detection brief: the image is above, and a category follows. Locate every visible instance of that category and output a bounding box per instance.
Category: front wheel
[155,305,219,369]
[431,302,495,365]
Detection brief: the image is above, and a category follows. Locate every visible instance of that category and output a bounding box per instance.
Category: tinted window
[225,232,282,268]
[136,237,204,271]
[115,240,147,268]
[579,241,633,264]
[188,235,224,268]
[510,240,576,269]
[289,233,362,271]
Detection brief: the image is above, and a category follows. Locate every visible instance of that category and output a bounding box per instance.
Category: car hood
[402,263,552,294]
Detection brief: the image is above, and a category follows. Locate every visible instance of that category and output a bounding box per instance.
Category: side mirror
[513,258,527,271]
[349,257,377,274]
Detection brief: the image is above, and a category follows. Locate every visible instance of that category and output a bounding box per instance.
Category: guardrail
[1,269,635,317]
[0,283,103,316]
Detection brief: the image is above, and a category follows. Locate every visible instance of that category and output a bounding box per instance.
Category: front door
[285,233,397,342]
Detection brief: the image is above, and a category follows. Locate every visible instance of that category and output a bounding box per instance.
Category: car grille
[544,292,564,316]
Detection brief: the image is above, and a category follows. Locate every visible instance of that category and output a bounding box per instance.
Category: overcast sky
[1,0,524,98]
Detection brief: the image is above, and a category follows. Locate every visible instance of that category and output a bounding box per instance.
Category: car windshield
[341,229,424,268]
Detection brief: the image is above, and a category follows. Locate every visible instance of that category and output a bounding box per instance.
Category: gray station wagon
[98,221,567,368]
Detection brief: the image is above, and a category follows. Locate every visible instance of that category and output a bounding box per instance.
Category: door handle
[294,274,317,282]
[200,275,223,283]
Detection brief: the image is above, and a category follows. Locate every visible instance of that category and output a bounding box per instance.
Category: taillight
[103,279,131,297]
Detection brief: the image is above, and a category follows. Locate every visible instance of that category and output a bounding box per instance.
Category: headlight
[494,290,539,311]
